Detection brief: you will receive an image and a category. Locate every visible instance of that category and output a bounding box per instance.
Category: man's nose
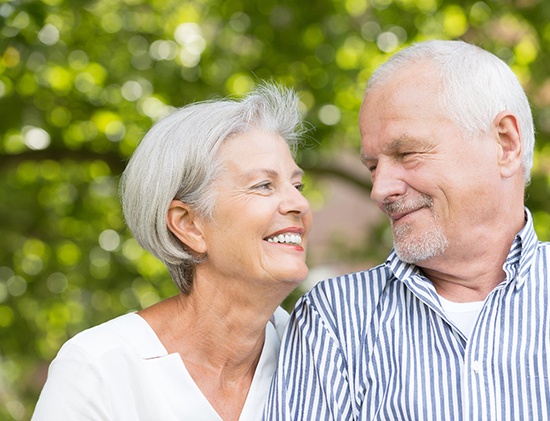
[370,161,407,204]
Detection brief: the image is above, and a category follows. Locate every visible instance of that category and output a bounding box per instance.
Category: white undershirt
[437,294,485,339]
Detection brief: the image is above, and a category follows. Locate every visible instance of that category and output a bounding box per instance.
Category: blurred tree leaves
[2,0,550,418]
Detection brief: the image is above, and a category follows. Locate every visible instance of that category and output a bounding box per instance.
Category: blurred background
[2,0,550,418]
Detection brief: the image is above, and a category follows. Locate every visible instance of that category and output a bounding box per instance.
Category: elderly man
[264,40,550,419]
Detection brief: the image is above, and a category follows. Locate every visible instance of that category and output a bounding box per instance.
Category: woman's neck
[138,274,287,421]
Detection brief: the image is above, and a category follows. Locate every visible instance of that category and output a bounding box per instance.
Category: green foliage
[2,0,550,418]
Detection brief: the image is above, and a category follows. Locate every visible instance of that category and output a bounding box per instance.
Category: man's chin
[393,231,449,264]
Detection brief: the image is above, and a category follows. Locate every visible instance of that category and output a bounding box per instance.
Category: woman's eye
[254,182,273,191]
[295,183,305,192]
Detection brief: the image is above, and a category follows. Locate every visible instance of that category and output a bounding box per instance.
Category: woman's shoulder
[58,312,164,361]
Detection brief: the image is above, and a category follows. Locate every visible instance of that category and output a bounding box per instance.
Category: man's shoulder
[299,263,394,320]
[290,264,395,346]
[531,240,550,262]
[309,263,392,299]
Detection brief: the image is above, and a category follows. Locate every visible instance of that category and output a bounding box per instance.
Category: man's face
[359,66,502,266]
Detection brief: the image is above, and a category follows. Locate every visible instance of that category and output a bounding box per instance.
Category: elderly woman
[32,83,312,420]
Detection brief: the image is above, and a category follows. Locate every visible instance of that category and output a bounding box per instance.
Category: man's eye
[362,159,377,173]
[401,152,421,166]
[401,152,418,159]
[295,183,305,192]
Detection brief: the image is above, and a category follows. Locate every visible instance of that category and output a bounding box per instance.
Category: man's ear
[494,111,523,178]
[167,200,207,254]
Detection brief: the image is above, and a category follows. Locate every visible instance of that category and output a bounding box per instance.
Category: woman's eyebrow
[242,168,304,179]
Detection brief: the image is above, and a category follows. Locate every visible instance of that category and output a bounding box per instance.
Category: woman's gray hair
[119,83,306,294]
[366,39,535,184]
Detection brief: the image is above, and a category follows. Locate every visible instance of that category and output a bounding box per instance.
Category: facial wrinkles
[383,193,433,218]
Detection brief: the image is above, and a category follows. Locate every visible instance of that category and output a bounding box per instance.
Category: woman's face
[199,128,312,291]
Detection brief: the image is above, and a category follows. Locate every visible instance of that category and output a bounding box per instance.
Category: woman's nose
[280,184,311,215]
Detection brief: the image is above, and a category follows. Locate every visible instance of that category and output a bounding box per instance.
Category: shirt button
[472,360,482,373]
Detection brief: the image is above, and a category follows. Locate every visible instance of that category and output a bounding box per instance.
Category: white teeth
[266,233,302,245]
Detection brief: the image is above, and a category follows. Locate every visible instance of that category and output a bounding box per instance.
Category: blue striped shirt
[265,209,550,420]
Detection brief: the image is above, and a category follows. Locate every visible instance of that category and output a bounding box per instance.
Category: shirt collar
[508,207,538,289]
[385,250,418,282]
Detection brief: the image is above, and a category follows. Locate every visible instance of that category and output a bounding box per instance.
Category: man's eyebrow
[361,134,426,165]
[360,153,374,165]
[362,136,423,161]
[383,136,417,153]
[360,139,406,162]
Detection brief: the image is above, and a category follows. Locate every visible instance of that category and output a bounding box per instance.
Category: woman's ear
[494,111,523,178]
[167,200,207,254]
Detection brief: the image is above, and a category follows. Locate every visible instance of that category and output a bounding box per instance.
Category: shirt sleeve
[263,292,354,420]
[31,342,111,421]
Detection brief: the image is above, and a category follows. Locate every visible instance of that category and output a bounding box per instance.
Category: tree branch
[0,150,372,193]
[0,150,129,174]
[300,162,372,193]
